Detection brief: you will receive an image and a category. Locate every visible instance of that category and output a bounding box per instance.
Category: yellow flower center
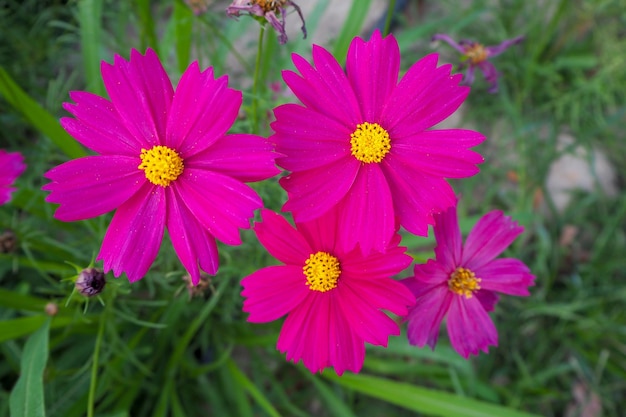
[463,43,489,64]
[303,251,341,293]
[448,267,481,298]
[350,122,391,164]
[138,145,184,187]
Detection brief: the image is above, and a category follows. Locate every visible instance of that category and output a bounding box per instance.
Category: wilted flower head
[432,34,524,93]
[402,202,535,358]
[0,150,26,205]
[227,0,306,44]
[76,268,106,297]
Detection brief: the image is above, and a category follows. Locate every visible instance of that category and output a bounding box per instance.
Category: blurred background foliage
[0,0,624,416]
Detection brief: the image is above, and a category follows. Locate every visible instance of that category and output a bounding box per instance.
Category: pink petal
[337,283,400,347]
[341,244,412,286]
[412,259,450,285]
[0,150,25,183]
[475,258,535,296]
[327,293,365,375]
[382,158,456,236]
[43,156,144,221]
[272,104,352,171]
[280,157,359,222]
[186,133,278,182]
[165,187,219,284]
[296,206,342,254]
[62,91,142,155]
[254,210,312,266]
[405,282,452,350]
[475,290,499,312]
[431,205,463,271]
[175,168,261,245]
[98,183,166,282]
[346,30,400,121]
[341,273,414,318]
[391,129,484,178]
[283,48,361,128]
[277,293,328,372]
[335,163,395,254]
[166,63,242,157]
[242,265,310,322]
[463,211,524,270]
[446,296,498,358]
[101,49,173,148]
[381,53,469,133]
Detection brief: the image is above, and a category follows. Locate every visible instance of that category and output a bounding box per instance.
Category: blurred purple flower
[402,202,535,358]
[0,150,26,205]
[227,0,306,44]
[432,34,524,93]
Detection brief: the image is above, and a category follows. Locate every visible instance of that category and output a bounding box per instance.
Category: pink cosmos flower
[271,31,485,255]
[402,203,535,358]
[227,0,306,45]
[241,209,414,375]
[0,150,26,205]
[432,34,524,93]
[43,49,278,284]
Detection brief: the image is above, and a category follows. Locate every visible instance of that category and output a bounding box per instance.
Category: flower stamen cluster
[462,42,489,64]
[350,122,391,164]
[303,251,341,292]
[448,267,481,298]
[138,146,184,187]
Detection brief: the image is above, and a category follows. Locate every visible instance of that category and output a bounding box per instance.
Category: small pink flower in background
[241,209,414,375]
[402,202,535,358]
[432,34,524,93]
[0,150,26,205]
[184,0,212,15]
[227,0,306,45]
[43,49,278,284]
[272,31,484,255]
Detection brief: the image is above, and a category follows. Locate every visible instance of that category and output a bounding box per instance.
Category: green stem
[251,25,265,134]
[383,0,397,36]
[87,309,106,417]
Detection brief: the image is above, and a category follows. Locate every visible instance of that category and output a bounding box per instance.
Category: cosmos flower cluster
[39,15,534,374]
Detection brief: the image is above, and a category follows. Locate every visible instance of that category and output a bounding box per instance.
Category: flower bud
[76,268,106,297]
[45,302,59,316]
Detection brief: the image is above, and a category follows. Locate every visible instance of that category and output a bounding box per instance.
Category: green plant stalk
[87,308,107,417]
[153,274,232,416]
[251,25,266,134]
[383,0,397,36]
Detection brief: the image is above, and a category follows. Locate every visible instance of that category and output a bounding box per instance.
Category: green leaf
[0,315,75,343]
[173,1,193,74]
[332,0,373,64]
[301,371,357,417]
[0,67,86,159]
[226,359,281,417]
[78,0,105,96]
[9,318,51,417]
[324,372,543,417]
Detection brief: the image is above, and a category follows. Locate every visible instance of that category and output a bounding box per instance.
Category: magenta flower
[241,209,414,375]
[0,150,26,205]
[271,31,484,255]
[432,34,524,93]
[43,49,278,284]
[227,0,306,45]
[403,203,535,358]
